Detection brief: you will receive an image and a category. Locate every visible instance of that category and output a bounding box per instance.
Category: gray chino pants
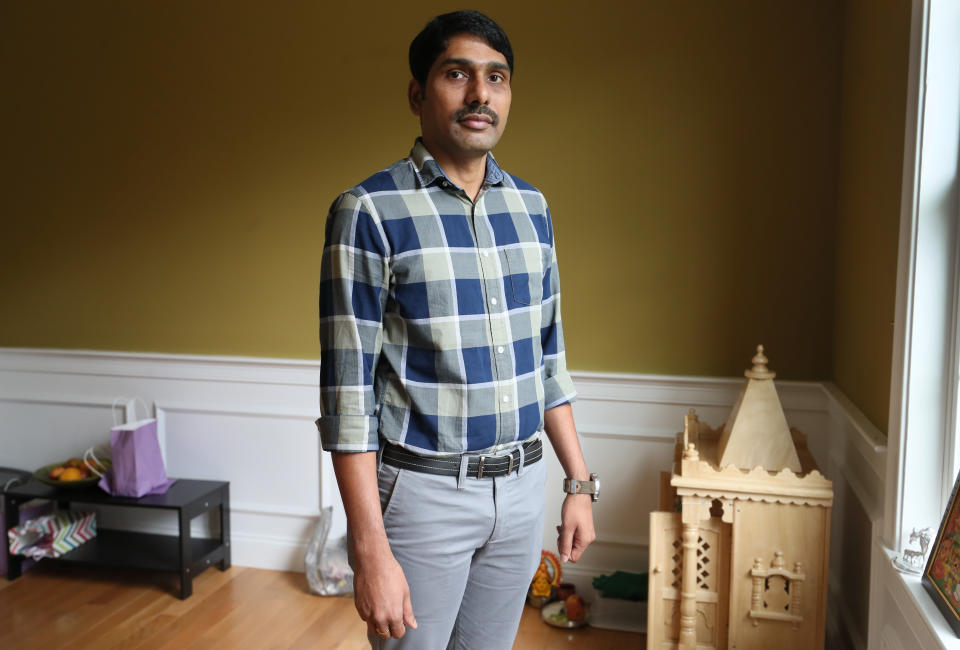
[367,454,546,650]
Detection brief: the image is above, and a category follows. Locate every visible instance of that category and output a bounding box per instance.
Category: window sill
[882,545,960,649]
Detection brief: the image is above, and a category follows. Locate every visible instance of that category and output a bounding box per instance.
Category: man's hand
[543,403,596,564]
[353,548,418,639]
[331,452,417,640]
[556,493,596,563]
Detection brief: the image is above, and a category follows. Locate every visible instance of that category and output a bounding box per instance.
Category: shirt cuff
[543,371,577,410]
[316,415,379,452]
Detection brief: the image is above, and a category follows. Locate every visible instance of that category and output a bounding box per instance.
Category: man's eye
[448,70,466,79]
[489,73,505,83]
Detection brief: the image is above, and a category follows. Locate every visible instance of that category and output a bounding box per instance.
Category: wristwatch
[563,473,600,502]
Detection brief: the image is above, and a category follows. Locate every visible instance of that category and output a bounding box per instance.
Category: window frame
[884,0,960,553]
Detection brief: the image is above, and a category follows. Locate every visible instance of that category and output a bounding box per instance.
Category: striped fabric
[317,139,576,456]
[8,510,97,559]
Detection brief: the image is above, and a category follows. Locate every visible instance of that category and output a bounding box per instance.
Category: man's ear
[408,79,423,115]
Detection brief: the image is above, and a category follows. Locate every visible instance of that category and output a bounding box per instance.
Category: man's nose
[465,76,489,105]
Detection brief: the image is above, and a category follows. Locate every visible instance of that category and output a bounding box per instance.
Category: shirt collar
[409,138,505,189]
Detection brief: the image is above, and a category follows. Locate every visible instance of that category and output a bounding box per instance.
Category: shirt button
[490,297,498,306]
[497,346,504,353]
[502,395,510,403]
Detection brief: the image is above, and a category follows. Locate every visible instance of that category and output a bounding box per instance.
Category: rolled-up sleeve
[317,192,389,452]
[540,202,577,410]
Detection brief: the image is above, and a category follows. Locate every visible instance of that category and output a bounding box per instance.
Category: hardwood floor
[0,563,644,649]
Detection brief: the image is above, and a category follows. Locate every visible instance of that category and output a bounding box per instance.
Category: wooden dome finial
[745,344,776,380]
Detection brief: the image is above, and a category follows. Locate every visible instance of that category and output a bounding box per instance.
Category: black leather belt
[381,438,542,478]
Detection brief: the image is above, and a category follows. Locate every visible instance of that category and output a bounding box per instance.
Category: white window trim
[877,0,960,646]
[884,0,960,552]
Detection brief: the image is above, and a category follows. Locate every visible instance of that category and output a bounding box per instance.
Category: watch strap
[563,473,599,501]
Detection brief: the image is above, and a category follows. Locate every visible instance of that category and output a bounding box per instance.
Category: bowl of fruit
[34,456,111,489]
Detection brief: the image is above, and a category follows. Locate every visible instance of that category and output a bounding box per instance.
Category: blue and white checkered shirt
[317,139,576,456]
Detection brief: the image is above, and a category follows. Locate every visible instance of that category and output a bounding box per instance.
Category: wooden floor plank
[1,563,645,649]
[289,594,369,650]
[134,568,274,650]
[87,583,189,649]
[248,572,355,649]
[5,571,113,650]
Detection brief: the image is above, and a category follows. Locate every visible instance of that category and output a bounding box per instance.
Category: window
[884,0,960,552]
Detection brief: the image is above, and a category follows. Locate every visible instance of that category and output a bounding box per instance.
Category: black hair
[408,10,514,88]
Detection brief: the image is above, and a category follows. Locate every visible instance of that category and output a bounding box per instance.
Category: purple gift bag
[98,418,176,498]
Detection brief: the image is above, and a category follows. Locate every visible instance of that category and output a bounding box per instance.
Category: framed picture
[923,468,960,638]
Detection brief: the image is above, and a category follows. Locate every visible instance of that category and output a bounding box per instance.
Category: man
[317,10,597,649]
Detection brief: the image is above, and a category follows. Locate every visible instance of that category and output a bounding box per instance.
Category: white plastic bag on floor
[305,506,353,596]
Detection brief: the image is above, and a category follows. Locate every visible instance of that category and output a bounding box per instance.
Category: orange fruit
[59,467,84,481]
[565,595,586,622]
[66,458,84,468]
[49,466,66,479]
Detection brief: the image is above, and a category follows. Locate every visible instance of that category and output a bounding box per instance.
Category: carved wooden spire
[716,345,802,472]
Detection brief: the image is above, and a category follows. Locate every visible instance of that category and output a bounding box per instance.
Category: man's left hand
[556,493,596,563]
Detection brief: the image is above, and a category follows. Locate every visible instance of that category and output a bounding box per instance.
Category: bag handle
[112,396,151,426]
[112,397,125,426]
[83,446,110,477]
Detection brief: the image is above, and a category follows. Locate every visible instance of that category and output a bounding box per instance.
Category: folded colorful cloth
[592,571,648,601]
[8,511,97,559]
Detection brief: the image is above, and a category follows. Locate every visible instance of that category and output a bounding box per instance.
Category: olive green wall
[832,0,911,434]
[1,2,845,379]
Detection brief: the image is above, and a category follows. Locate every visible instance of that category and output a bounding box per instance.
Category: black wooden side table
[3,478,230,599]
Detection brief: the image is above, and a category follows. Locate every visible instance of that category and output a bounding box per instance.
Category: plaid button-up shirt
[317,139,576,456]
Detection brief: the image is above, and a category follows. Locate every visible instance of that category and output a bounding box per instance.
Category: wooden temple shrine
[647,346,833,649]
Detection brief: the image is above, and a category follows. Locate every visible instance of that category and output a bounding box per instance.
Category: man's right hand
[331,451,418,641]
[354,548,417,639]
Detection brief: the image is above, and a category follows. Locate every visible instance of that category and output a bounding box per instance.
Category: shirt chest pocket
[503,245,544,307]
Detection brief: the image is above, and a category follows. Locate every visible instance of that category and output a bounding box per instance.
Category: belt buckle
[508,451,515,475]
[477,455,486,479]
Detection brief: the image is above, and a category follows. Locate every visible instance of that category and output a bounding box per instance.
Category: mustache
[454,104,499,126]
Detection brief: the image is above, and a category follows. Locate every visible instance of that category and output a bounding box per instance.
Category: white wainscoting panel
[0,396,125,471]
[156,402,320,511]
[0,348,324,571]
[822,385,887,650]
[0,347,883,647]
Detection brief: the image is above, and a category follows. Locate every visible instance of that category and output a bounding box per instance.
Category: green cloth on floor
[592,571,648,601]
